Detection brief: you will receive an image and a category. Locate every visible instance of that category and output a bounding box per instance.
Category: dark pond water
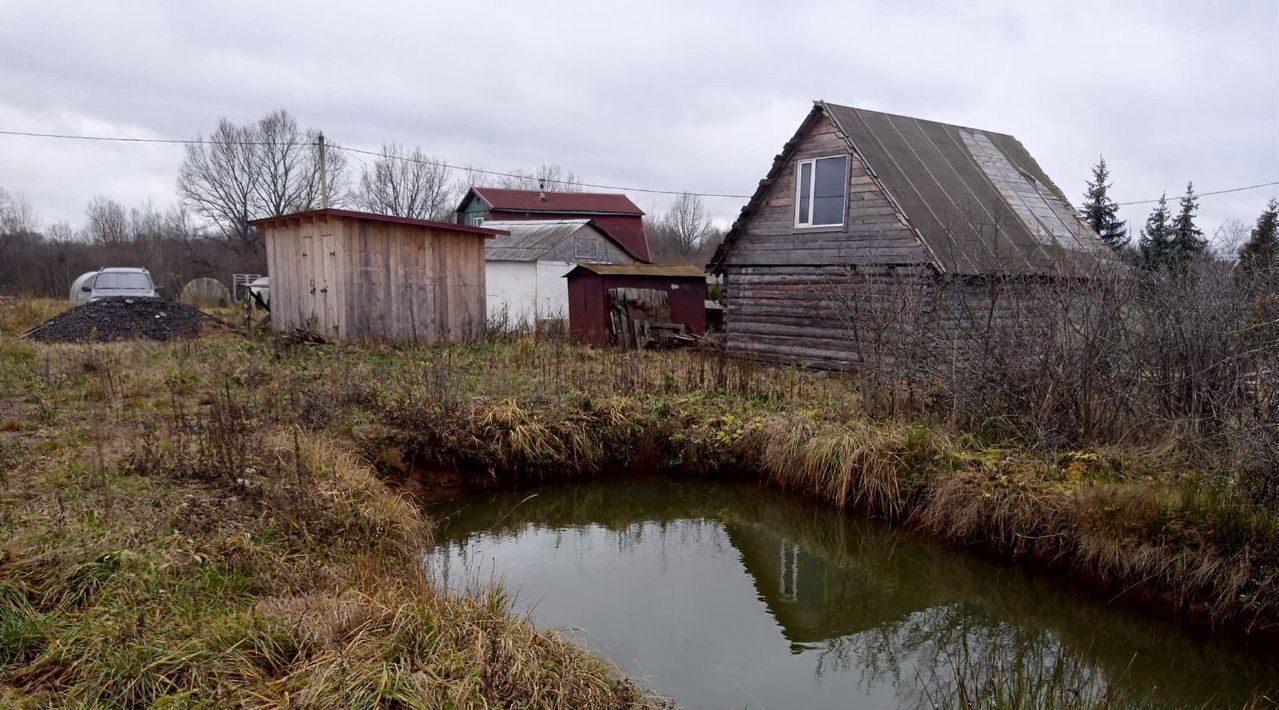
[424,478,1278,709]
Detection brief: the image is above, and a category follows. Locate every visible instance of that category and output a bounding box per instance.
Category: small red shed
[564,263,708,346]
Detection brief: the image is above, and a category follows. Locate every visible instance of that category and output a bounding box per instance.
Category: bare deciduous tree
[178,110,341,250]
[460,163,584,193]
[0,188,38,263]
[254,110,346,216]
[357,143,457,221]
[178,118,258,246]
[647,192,723,264]
[662,192,713,255]
[491,164,584,192]
[85,196,130,245]
[0,187,37,235]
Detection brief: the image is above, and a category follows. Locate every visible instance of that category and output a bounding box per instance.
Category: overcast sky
[1,0,1276,245]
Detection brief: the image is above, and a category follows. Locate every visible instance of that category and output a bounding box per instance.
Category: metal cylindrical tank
[70,271,97,305]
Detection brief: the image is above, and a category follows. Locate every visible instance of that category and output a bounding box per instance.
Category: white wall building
[483,220,637,329]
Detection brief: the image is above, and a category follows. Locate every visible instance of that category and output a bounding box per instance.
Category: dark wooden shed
[251,208,501,344]
[708,100,1111,369]
[564,263,708,346]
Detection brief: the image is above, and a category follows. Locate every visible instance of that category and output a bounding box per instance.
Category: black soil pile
[23,298,229,343]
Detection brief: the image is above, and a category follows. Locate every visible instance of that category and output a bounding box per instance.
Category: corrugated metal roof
[711,102,1108,276]
[470,187,644,215]
[823,103,1106,275]
[250,208,504,236]
[565,263,706,278]
[482,220,609,262]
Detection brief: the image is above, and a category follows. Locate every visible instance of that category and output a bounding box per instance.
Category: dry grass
[0,297,68,335]
[0,334,658,708]
[3,315,1277,705]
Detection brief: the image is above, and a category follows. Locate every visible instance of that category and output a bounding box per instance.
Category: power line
[328,143,752,199]
[1115,180,1279,207]
[1,126,1275,204]
[0,128,303,146]
[0,127,753,199]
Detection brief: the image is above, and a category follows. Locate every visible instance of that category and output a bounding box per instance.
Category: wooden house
[564,263,707,346]
[455,187,652,262]
[708,101,1109,369]
[251,208,500,344]
[482,219,638,328]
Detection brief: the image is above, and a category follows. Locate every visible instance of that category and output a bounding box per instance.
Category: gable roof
[458,187,652,262]
[480,219,640,262]
[711,102,1108,276]
[464,187,644,216]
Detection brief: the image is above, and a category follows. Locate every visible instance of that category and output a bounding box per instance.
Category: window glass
[94,272,152,290]
[797,162,812,224]
[812,156,847,225]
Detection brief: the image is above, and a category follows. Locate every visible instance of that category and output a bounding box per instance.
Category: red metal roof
[469,187,645,215]
[250,208,505,237]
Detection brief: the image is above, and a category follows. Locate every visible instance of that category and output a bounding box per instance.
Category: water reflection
[425,478,1276,709]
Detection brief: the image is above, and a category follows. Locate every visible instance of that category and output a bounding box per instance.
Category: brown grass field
[1,298,1276,708]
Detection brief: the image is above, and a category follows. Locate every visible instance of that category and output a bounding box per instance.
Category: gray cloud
[1,0,1275,240]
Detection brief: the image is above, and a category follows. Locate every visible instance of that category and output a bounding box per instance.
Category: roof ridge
[820,100,1021,141]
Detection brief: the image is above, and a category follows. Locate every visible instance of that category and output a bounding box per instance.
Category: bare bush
[827,257,1279,474]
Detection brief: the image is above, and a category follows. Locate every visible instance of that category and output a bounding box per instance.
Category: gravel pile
[23,297,228,343]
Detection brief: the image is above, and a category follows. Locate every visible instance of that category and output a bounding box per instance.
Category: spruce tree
[1139,194,1174,269]
[1080,156,1128,251]
[1170,181,1206,266]
[1237,197,1279,275]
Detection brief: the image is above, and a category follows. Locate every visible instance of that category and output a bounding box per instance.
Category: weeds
[2,312,1277,706]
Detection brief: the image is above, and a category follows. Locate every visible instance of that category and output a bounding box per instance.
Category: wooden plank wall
[722,113,931,268]
[339,219,487,344]
[267,214,487,344]
[266,216,321,334]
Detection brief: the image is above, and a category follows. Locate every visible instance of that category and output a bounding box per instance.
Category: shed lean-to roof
[250,208,505,237]
[480,219,641,262]
[564,263,706,279]
[711,102,1109,276]
[467,187,644,215]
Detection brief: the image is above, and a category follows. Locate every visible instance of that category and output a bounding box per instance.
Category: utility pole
[318,132,329,209]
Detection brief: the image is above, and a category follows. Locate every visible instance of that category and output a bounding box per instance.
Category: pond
[424,477,1277,709]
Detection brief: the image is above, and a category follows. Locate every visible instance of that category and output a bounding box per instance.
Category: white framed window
[470,216,486,227]
[794,155,848,228]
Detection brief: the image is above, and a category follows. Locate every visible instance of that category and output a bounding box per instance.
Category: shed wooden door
[320,235,338,337]
[300,236,317,331]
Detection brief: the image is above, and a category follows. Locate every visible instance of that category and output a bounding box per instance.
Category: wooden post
[318,133,329,209]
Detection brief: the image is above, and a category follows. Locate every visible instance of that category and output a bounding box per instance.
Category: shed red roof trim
[467,187,645,216]
[250,208,506,236]
[564,263,706,279]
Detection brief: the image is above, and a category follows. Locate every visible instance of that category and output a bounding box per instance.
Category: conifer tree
[1237,197,1279,275]
[1080,156,1127,251]
[1170,181,1206,265]
[1139,194,1174,269]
